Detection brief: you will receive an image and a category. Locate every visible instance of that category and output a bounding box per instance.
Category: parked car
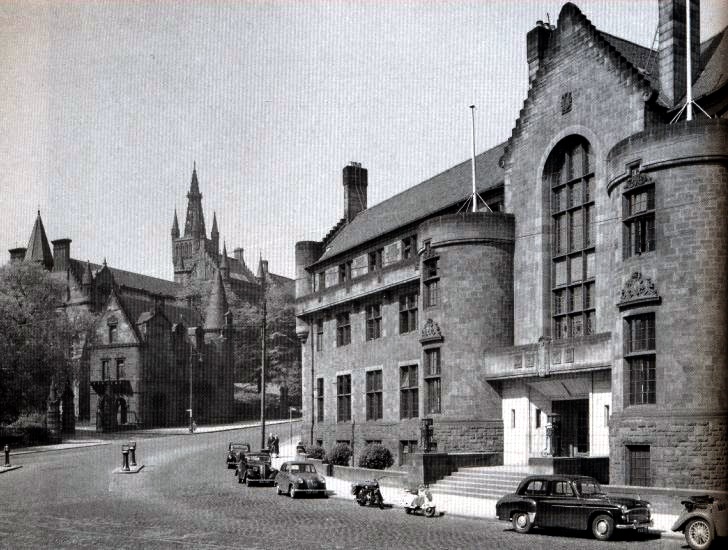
[226,442,251,469]
[238,452,277,486]
[274,461,327,498]
[495,475,652,541]
[672,495,728,550]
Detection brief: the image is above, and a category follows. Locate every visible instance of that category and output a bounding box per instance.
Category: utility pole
[260,278,267,450]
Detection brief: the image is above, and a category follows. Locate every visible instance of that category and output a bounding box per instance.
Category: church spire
[171,209,180,239]
[184,163,206,239]
[220,241,230,281]
[25,210,54,270]
[204,268,229,331]
[211,211,219,237]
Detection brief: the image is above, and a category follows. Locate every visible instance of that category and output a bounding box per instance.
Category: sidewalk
[269,438,680,538]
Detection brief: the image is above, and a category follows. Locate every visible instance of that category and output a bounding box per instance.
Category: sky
[2,0,727,280]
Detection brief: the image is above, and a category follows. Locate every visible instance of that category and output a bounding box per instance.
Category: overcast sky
[2,0,727,280]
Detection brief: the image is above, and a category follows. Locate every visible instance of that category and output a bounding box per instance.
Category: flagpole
[469,105,477,212]
[686,0,693,121]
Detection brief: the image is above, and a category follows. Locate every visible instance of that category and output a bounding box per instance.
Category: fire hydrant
[129,441,137,467]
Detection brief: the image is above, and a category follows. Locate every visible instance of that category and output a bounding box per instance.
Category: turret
[211,212,220,255]
[171,210,180,239]
[25,210,54,270]
[220,242,230,281]
[204,269,229,331]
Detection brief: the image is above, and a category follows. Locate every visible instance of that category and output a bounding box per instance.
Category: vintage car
[496,475,652,541]
[274,461,328,498]
[237,452,277,486]
[672,495,728,550]
[226,442,251,468]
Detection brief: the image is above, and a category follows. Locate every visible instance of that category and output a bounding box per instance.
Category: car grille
[626,508,650,522]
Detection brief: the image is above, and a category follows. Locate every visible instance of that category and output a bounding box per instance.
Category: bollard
[4,445,9,467]
[121,444,130,471]
[129,441,137,467]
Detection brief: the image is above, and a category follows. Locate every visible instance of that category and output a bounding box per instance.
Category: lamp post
[260,276,267,450]
[188,339,194,433]
[289,407,298,446]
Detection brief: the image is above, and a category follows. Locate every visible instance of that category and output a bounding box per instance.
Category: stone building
[295,0,727,489]
[11,166,290,429]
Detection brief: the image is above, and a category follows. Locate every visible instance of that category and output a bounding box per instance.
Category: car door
[547,479,581,529]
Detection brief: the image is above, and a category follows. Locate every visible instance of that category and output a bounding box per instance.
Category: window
[316,378,324,422]
[552,480,574,496]
[523,479,548,496]
[624,185,655,258]
[400,440,419,465]
[366,370,383,421]
[511,409,516,428]
[627,445,651,486]
[423,257,439,308]
[336,374,351,422]
[338,261,352,284]
[402,235,417,259]
[547,136,596,340]
[424,348,441,414]
[101,359,109,380]
[366,304,382,340]
[604,405,610,427]
[399,291,418,333]
[626,314,656,405]
[400,364,419,419]
[116,358,125,379]
[315,319,323,351]
[108,323,118,344]
[317,272,326,291]
[365,439,382,445]
[336,312,351,347]
[535,408,542,429]
[368,248,383,272]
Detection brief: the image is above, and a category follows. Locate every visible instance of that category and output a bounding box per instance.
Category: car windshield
[230,444,249,451]
[575,479,604,496]
[289,464,316,473]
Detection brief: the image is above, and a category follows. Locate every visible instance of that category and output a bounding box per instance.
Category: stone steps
[431,467,530,499]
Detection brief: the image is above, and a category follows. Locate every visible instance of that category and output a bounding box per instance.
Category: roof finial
[103,257,107,267]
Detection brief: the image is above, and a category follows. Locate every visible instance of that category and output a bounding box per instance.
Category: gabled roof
[314,142,506,265]
[25,211,53,269]
[68,258,181,297]
[692,28,728,102]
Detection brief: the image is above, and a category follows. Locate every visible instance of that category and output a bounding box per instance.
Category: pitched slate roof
[25,211,54,269]
[68,258,181,297]
[692,28,728,102]
[315,142,506,265]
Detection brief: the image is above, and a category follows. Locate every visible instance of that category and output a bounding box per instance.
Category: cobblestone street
[0,426,686,549]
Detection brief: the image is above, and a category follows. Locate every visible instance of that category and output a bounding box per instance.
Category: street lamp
[259,274,267,450]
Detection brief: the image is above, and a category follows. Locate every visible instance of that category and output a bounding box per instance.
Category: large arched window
[545,136,596,340]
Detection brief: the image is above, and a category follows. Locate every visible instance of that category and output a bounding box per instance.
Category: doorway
[552,399,589,456]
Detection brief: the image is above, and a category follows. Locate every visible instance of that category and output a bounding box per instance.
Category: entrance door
[552,399,589,456]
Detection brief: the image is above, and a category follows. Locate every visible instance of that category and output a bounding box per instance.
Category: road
[0,426,686,549]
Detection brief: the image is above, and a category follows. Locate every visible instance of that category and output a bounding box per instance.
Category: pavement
[2,421,681,539]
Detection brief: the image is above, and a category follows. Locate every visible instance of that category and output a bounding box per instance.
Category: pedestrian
[267,434,273,453]
[273,434,280,457]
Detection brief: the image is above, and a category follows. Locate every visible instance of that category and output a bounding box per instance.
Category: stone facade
[296,2,728,490]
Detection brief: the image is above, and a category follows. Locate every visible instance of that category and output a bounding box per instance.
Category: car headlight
[294,477,304,485]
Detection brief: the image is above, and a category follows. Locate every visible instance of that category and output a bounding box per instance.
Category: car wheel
[288,485,296,499]
[276,483,283,495]
[512,511,532,534]
[405,507,413,515]
[425,506,436,518]
[684,518,713,550]
[591,514,615,541]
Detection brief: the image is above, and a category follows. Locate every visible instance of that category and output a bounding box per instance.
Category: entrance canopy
[90,379,133,396]
[526,375,591,399]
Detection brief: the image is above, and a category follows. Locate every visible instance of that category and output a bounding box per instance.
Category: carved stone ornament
[623,171,654,192]
[537,336,551,378]
[617,271,661,309]
[420,318,443,343]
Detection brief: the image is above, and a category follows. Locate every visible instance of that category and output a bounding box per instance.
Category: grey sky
[2,0,726,279]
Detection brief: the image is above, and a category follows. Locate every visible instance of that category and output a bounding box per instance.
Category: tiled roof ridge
[503,2,657,165]
[69,257,180,297]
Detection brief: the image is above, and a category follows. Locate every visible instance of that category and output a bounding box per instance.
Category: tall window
[627,445,651,486]
[626,313,656,405]
[366,370,383,420]
[399,291,418,333]
[338,261,352,284]
[400,364,419,419]
[315,319,323,351]
[368,248,383,272]
[316,378,324,422]
[336,312,351,347]
[336,374,351,422]
[624,184,655,257]
[108,322,118,344]
[116,358,125,379]
[402,235,417,259]
[317,272,326,291]
[423,257,439,308]
[548,136,596,340]
[366,304,382,340]
[424,348,441,414]
[101,359,109,380]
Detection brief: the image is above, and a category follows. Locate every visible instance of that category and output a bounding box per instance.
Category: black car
[274,461,327,498]
[226,442,251,468]
[496,475,652,541]
[237,452,277,486]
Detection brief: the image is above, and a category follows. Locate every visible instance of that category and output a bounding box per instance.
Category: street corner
[0,465,23,474]
[113,464,145,474]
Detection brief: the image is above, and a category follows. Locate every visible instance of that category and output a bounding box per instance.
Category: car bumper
[615,519,653,530]
[293,488,327,494]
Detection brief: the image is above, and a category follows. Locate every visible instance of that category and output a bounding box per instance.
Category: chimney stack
[527,20,553,84]
[343,162,368,222]
[233,247,245,266]
[51,239,71,272]
[9,247,26,262]
[658,0,700,107]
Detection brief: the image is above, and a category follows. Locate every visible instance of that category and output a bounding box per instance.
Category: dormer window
[368,249,383,272]
[107,318,118,344]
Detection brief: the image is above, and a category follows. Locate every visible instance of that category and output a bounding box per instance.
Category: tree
[0,261,96,423]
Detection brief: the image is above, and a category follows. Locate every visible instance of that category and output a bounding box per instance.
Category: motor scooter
[671,494,728,550]
[351,476,386,508]
[402,484,437,517]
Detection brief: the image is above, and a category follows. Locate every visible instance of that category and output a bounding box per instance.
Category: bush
[305,444,326,460]
[328,442,353,466]
[357,443,394,470]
